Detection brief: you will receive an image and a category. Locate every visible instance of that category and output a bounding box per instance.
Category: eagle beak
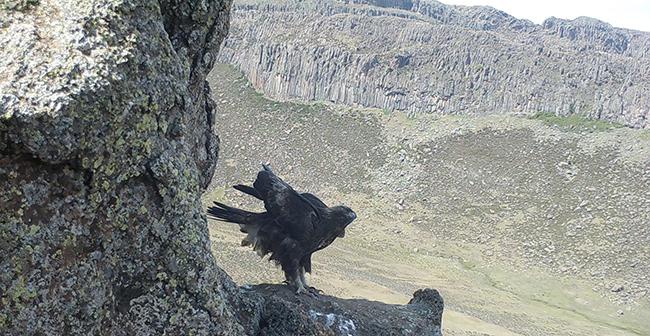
[348,211,357,220]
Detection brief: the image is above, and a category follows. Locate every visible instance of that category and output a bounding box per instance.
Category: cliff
[0,0,251,334]
[0,1,442,335]
[218,0,650,128]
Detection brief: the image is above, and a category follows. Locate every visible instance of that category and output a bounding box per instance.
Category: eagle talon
[295,286,319,298]
[307,287,321,298]
[295,286,309,295]
[308,287,322,295]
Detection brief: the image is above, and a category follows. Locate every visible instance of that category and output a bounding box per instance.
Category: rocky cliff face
[0,0,254,334]
[0,1,443,335]
[219,0,650,128]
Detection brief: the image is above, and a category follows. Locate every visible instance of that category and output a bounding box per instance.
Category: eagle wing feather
[252,165,319,244]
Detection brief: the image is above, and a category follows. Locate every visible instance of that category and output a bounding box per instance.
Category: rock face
[0,1,443,335]
[219,0,650,128]
[0,0,258,334]
[250,285,443,336]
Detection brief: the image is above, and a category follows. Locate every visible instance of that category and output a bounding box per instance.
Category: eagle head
[328,205,356,238]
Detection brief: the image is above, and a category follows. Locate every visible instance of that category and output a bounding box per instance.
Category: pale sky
[441,0,650,32]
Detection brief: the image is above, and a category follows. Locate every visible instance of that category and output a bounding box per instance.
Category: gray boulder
[0,0,257,334]
[249,285,444,336]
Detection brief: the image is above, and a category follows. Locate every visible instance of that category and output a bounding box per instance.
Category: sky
[441,0,650,32]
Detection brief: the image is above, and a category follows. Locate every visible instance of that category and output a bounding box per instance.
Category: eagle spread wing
[252,164,319,244]
[207,164,356,295]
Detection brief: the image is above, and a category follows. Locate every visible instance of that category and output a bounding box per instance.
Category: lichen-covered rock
[219,0,650,128]
[249,284,444,336]
[0,0,257,334]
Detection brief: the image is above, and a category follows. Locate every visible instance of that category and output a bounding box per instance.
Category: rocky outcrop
[0,0,255,334]
[219,0,650,128]
[249,285,443,336]
[0,1,444,335]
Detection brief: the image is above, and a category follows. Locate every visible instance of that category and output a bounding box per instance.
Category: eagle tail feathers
[207,201,254,224]
[233,184,264,200]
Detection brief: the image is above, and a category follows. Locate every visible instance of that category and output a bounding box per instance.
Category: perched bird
[207,164,356,295]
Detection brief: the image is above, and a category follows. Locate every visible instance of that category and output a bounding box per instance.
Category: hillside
[206,64,650,336]
[218,0,650,128]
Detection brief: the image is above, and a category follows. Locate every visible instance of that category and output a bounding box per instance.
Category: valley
[205,64,649,335]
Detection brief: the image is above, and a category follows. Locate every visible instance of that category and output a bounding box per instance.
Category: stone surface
[219,0,650,128]
[249,284,443,336]
[0,0,254,334]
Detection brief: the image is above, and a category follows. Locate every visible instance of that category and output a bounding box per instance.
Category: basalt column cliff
[220,0,650,128]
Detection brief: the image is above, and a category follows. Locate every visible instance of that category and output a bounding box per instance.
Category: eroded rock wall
[219,0,650,128]
[0,0,264,334]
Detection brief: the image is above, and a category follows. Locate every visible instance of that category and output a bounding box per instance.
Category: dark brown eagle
[207,164,357,295]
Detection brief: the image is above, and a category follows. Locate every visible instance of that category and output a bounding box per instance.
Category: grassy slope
[205,64,650,336]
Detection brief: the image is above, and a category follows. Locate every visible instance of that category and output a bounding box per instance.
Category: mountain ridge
[218,0,650,128]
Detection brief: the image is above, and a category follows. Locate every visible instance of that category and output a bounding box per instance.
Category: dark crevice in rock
[199,83,220,189]
[81,164,94,189]
[144,161,164,202]
[115,283,147,314]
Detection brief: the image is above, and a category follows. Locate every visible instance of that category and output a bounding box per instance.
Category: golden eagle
[207,164,356,295]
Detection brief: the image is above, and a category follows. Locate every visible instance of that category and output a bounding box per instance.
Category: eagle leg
[283,270,300,289]
[285,269,315,297]
[299,268,320,297]
[295,284,309,295]
[299,267,309,287]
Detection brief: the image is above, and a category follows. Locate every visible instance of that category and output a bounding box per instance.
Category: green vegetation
[531,112,624,132]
